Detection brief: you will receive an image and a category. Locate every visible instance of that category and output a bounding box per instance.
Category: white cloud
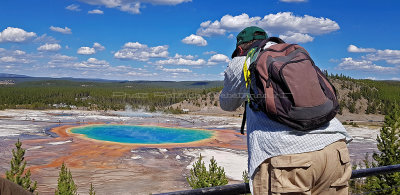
[0,56,17,63]
[279,32,314,43]
[365,49,400,64]
[49,26,72,34]
[0,27,37,43]
[365,77,376,80]
[0,48,32,65]
[197,20,227,37]
[88,9,104,14]
[78,0,191,14]
[208,54,230,65]
[280,0,307,2]
[66,4,81,11]
[392,77,400,81]
[114,42,169,61]
[347,45,376,53]
[0,56,30,64]
[157,65,192,73]
[75,58,109,68]
[173,53,195,59]
[227,34,235,39]
[77,43,105,55]
[37,43,62,52]
[156,58,206,66]
[196,12,339,44]
[77,47,96,55]
[127,71,157,77]
[338,57,396,72]
[154,53,228,66]
[182,34,207,46]
[14,50,26,55]
[93,42,105,51]
[123,42,147,48]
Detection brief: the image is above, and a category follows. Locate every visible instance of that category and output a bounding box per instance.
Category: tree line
[0,80,222,112]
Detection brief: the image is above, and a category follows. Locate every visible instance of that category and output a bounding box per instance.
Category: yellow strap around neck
[243,48,256,103]
[243,48,256,89]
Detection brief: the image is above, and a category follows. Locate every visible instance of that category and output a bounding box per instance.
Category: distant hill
[0,73,223,88]
[0,73,125,83]
[0,73,31,78]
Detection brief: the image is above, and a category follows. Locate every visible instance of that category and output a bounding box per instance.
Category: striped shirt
[219,44,352,193]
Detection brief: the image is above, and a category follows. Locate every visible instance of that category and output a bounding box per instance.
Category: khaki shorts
[252,140,351,195]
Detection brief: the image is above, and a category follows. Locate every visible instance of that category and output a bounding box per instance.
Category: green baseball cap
[236,26,268,46]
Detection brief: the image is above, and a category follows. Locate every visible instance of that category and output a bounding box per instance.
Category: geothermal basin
[69,125,215,144]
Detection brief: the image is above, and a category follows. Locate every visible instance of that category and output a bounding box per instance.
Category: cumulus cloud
[0,56,30,64]
[279,32,314,43]
[49,26,72,34]
[0,56,18,63]
[77,47,96,55]
[182,34,207,46]
[14,50,26,55]
[157,65,192,73]
[338,57,395,72]
[0,48,32,65]
[155,53,229,66]
[196,12,339,43]
[88,9,104,14]
[347,45,376,53]
[75,58,110,68]
[37,43,62,52]
[123,42,147,48]
[93,42,105,51]
[66,4,81,11]
[114,42,169,61]
[336,45,400,74]
[208,54,230,65]
[127,71,158,77]
[77,43,105,55]
[365,49,400,64]
[78,0,191,14]
[0,27,37,43]
[156,58,206,66]
[173,53,195,60]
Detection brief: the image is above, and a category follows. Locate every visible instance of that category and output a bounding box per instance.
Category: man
[220,26,353,195]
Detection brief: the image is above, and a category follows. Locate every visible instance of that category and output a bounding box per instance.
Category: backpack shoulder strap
[265,37,285,44]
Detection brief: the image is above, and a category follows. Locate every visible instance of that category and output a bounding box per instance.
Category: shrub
[186,154,228,189]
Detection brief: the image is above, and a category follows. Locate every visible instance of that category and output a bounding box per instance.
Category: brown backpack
[241,37,339,134]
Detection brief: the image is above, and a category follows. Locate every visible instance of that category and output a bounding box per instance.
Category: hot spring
[69,125,214,144]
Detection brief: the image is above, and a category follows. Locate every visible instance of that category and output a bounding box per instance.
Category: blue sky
[0,0,399,81]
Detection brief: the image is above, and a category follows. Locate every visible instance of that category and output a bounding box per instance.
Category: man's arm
[219,57,247,111]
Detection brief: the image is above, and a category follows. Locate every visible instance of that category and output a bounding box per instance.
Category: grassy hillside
[329,74,400,115]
